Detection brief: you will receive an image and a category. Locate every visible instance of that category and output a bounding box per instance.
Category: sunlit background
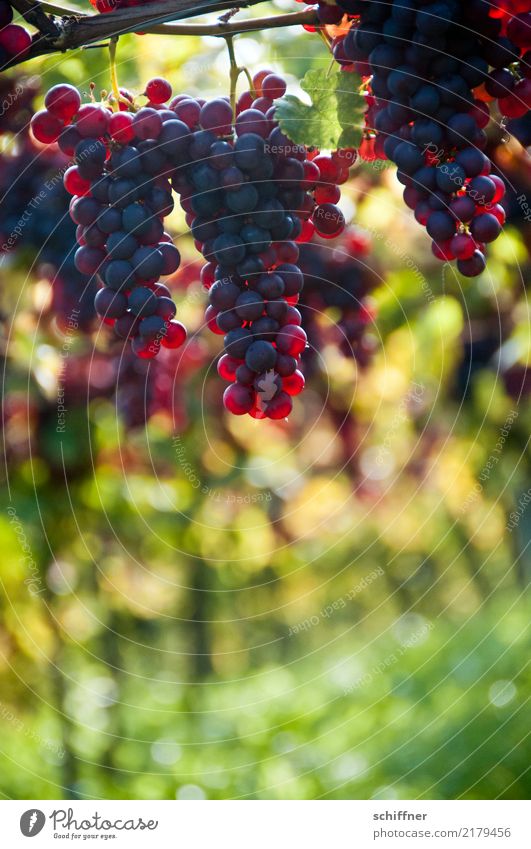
[1,0,530,800]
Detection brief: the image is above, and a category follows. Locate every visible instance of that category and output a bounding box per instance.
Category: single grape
[0,24,31,57]
[145,77,172,105]
[94,288,128,319]
[133,107,163,141]
[265,391,293,420]
[109,112,135,143]
[162,321,187,349]
[76,104,110,138]
[128,287,158,317]
[199,99,233,136]
[223,383,255,415]
[45,84,81,121]
[31,110,63,144]
[457,250,486,277]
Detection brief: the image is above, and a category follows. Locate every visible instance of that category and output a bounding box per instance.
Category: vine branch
[3,0,318,69]
[147,9,317,38]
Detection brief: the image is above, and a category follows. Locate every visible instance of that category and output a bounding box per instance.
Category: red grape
[44,84,81,121]
[30,110,63,144]
[145,77,172,105]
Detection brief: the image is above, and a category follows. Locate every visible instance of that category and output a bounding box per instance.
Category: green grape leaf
[338,126,363,150]
[275,67,365,151]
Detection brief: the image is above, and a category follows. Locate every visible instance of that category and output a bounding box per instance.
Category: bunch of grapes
[298,226,378,368]
[480,3,531,119]
[0,1,31,69]
[0,73,40,136]
[167,69,350,419]
[318,0,531,277]
[52,337,198,431]
[0,126,97,331]
[453,3,531,145]
[31,79,187,359]
[0,72,96,330]
[30,66,354,418]
[327,0,528,277]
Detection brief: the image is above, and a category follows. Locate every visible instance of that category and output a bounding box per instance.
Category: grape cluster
[0,137,99,330]
[32,80,187,359]
[298,226,378,368]
[0,1,31,69]
[330,0,526,276]
[485,3,531,119]
[0,74,40,136]
[165,69,349,419]
[31,68,353,417]
[0,74,98,332]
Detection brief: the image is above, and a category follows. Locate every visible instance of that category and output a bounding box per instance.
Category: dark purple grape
[235,291,264,321]
[94,288,127,319]
[128,286,158,317]
[457,250,486,277]
[245,340,277,372]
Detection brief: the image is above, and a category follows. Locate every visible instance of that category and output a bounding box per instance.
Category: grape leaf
[275,67,365,151]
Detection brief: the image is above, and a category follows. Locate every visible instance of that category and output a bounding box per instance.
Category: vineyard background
[1,0,530,800]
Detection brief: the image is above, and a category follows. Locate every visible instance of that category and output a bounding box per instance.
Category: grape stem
[108,36,120,111]
[2,1,318,69]
[224,34,240,122]
[241,67,257,99]
[318,27,332,53]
